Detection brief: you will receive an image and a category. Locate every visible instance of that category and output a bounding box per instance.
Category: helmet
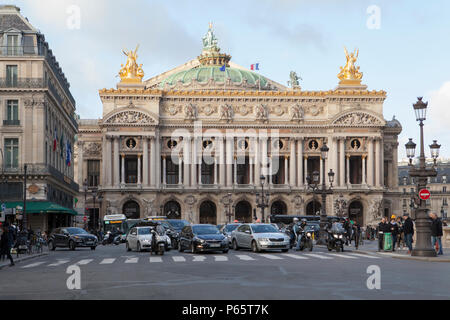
[293,218,299,222]
[301,219,307,223]
[391,215,396,219]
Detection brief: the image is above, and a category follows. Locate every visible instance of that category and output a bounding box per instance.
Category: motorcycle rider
[295,219,308,251]
[287,218,299,247]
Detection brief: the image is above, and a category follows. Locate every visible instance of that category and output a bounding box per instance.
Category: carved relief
[184,103,197,120]
[104,110,155,125]
[291,104,305,121]
[334,112,382,126]
[238,105,251,116]
[200,104,217,116]
[305,104,324,116]
[83,142,102,157]
[164,104,182,116]
[271,105,286,116]
[220,104,234,122]
[255,104,268,122]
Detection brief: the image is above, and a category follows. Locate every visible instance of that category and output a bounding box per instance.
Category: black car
[48,227,98,251]
[165,219,190,232]
[178,224,228,253]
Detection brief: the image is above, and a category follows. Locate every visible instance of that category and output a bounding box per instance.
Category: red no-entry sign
[419,189,431,200]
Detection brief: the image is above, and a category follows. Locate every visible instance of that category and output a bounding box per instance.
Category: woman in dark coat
[1,224,15,266]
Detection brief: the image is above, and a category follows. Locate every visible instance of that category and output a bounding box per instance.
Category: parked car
[126,225,170,254]
[178,224,228,253]
[48,227,98,251]
[220,223,242,247]
[231,223,290,253]
[164,219,190,233]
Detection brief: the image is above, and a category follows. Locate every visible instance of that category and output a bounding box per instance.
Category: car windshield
[251,224,279,233]
[138,227,152,235]
[167,220,190,229]
[192,225,220,235]
[66,228,88,235]
[224,224,240,232]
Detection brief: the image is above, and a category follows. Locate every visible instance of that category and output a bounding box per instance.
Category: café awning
[4,201,78,215]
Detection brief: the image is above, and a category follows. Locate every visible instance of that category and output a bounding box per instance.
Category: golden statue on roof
[337,47,363,84]
[119,45,144,83]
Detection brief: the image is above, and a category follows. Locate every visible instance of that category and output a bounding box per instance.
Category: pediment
[332,111,385,127]
[103,109,157,126]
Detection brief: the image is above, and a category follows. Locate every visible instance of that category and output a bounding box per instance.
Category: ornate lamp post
[306,144,334,245]
[256,175,269,223]
[405,97,440,257]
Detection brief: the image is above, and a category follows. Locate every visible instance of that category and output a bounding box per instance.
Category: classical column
[226,137,233,186]
[362,155,367,185]
[162,155,166,185]
[137,154,141,185]
[78,141,83,186]
[114,137,120,186]
[233,156,237,185]
[375,138,381,187]
[339,138,345,187]
[367,138,374,186]
[297,139,303,187]
[214,156,218,185]
[198,154,202,186]
[105,137,112,187]
[254,137,260,185]
[178,156,183,185]
[155,134,161,188]
[393,142,399,188]
[142,138,149,186]
[285,155,289,185]
[121,154,125,185]
[219,137,225,186]
[262,138,268,185]
[346,155,350,185]
[381,138,385,187]
[289,139,296,187]
[183,137,191,186]
[191,138,197,187]
[269,155,273,185]
[304,155,308,185]
[249,155,254,185]
[319,155,323,185]
[150,137,156,187]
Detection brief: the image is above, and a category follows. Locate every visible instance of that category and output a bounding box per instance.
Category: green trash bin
[383,232,393,251]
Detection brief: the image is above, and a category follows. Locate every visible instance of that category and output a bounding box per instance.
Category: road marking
[214,255,228,262]
[48,260,70,267]
[347,253,380,259]
[327,253,357,259]
[75,259,93,265]
[125,257,139,263]
[192,255,206,262]
[21,262,45,268]
[100,258,116,264]
[304,253,333,260]
[259,254,284,260]
[282,254,309,260]
[172,256,186,262]
[236,255,255,261]
[149,257,162,263]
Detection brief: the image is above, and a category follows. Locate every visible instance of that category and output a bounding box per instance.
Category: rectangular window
[7,35,19,55]
[87,160,100,187]
[4,138,19,169]
[6,65,18,86]
[5,100,19,125]
[444,186,447,193]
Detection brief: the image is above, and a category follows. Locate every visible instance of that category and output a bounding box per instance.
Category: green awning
[4,201,77,215]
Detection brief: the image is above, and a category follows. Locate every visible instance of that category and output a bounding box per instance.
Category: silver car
[231,223,290,252]
[126,226,171,252]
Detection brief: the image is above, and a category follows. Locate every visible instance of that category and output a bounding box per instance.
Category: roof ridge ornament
[337,47,363,84]
[119,45,145,83]
[202,22,220,53]
[198,23,231,67]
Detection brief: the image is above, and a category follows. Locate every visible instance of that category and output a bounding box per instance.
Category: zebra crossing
[20,251,380,269]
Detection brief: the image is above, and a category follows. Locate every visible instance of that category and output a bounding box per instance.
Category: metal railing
[3,119,20,126]
[0,78,46,88]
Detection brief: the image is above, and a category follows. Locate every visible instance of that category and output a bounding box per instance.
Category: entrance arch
[199,201,217,224]
[306,200,321,216]
[123,200,140,219]
[271,200,287,215]
[235,200,252,223]
[164,200,181,219]
[348,201,364,225]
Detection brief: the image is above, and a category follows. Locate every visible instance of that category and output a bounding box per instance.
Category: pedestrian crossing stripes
[16,251,387,269]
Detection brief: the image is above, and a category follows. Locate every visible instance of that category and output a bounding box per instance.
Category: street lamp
[306,144,334,245]
[256,175,269,223]
[92,188,98,231]
[405,97,440,257]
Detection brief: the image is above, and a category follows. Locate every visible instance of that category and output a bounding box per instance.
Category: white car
[231,223,290,253]
[126,226,171,252]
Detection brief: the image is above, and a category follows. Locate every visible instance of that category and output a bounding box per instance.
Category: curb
[357,250,450,262]
[0,252,49,270]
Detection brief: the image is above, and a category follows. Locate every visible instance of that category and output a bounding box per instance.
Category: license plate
[210,243,220,247]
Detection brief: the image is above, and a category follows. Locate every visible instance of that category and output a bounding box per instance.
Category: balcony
[0,78,46,88]
[3,119,20,126]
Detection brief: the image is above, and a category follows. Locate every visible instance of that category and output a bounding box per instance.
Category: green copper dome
[159,65,269,89]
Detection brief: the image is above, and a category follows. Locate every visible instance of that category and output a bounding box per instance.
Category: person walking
[389,215,399,252]
[1,223,15,266]
[430,212,444,255]
[377,217,390,251]
[396,217,404,250]
[402,213,414,254]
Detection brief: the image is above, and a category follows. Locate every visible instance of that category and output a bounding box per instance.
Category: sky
[7,0,450,160]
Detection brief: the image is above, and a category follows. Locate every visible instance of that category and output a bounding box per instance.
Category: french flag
[53,127,57,151]
[250,63,259,71]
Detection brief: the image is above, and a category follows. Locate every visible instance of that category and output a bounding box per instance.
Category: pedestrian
[396,217,404,250]
[389,215,399,252]
[377,217,390,251]
[429,212,443,255]
[0,223,15,266]
[352,222,361,249]
[402,213,414,254]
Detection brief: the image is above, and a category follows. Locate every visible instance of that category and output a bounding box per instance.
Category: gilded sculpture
[337,47,363,83]
[119,45,145,83]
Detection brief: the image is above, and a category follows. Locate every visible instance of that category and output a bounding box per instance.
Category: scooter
[102,231,121,245]
[298,227,314,251]
[149,229,166,256]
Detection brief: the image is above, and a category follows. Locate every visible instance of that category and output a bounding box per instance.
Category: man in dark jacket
[402,213,414,254]
[378,217,391,251]
[430,213,443,255]
[1,223,15,266]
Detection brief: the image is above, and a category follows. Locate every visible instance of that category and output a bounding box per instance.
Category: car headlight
[333,234,339,239]
[339,235,343,239]
[306,232,312,237]
[258,238,270,242]
[194,237,205,244]
[74,236,79,239]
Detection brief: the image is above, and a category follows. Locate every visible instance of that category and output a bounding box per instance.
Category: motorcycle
[298,226,314,251]
[326,223,345,252]
[102,231,121,245]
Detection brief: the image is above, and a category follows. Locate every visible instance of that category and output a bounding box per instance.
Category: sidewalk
[0,250,49,270]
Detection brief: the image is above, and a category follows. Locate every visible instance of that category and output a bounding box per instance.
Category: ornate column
[198,154,202,186]
[105,137,112,187]
[155,133,161,188]
[214,156,218,185]
[297,138,303,187]
[219,136,225,186]
[304,155,308,185]
[183,137,191,186]
[375,138,381,187]
[233,156,237,185]
[114,137,120,186]
[367,138,374,186]
[319,155,323,185]
[191,137,197,187]
[249,155,254,185]
[381,138,385,187]
[346,155,350,185]
[137,154,141,185]
[254,137,260,185]
[178,156,183,185]
[393,142,399,188]
[121,154,125,185]
[269,155,273,185]
[262,137,268,185]
[289,139,296,187]
[226,137,233,186]
[339,138,345,187]
[162,155,166,185]
[77,141,84,186]
[362,154,367,185]
[150,137,156,187]
[142,138,149,186]
[285,155,289,185]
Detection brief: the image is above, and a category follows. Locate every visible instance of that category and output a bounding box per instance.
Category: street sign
[419,189,431,200]
[83,216,87,222]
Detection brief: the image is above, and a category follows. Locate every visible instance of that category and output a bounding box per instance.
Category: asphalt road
[1,243,449,300]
